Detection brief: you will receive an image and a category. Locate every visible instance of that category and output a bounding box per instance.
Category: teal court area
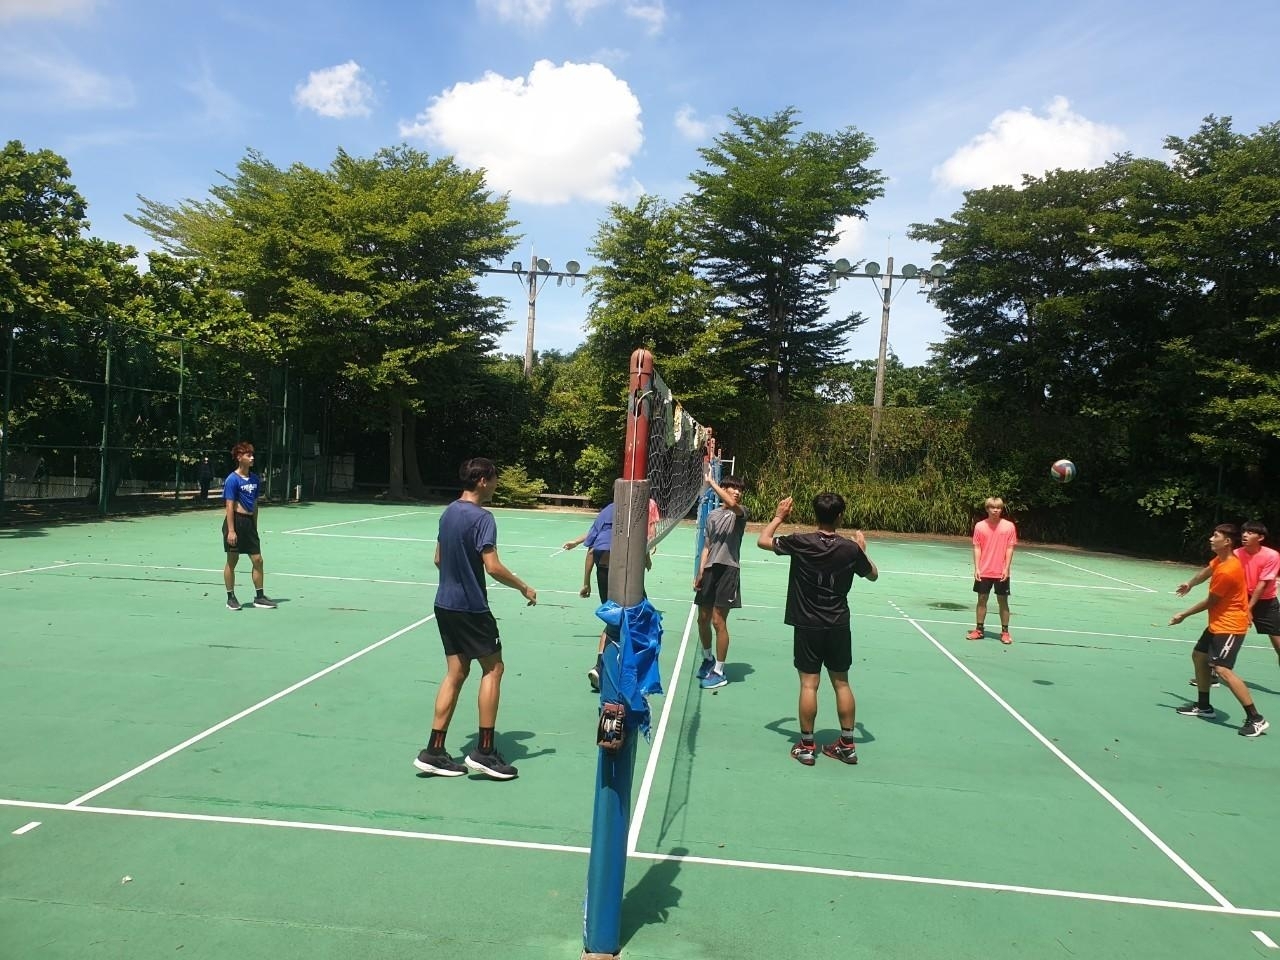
[3,503,1280,959]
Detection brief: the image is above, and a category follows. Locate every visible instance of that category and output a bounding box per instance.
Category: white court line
[628,602,699,854]
[859,612,1186,645]
[1028,552,1158,593]
[11,821,41,835]
[1255,930,1280,948]
[3,796,1279,920]
[65,612,437,808]
[281,510,423,535]
[0,561,80,578]
[891,599,1235,910]
[88,562,434,588]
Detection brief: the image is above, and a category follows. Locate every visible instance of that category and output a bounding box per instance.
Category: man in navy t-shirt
[757,492,877,767]
[414,457,537,781]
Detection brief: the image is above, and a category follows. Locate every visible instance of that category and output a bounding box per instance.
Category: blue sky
[3,0,1279,368]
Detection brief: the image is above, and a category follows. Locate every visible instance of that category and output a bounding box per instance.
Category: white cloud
[0,0,97,21]
[624,0,665,34]
[399,59,643,205]
[674,105,708,141]
[294,61,373,119]
[0,46,133,109]
[830,216,867,264]
[183,60,246,131]
[476,0,553,26]
[933,96,1125,191]
[565,0,608,22]
[476,0,665,33]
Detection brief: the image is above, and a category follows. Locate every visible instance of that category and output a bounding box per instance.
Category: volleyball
[1050,459,1077,483]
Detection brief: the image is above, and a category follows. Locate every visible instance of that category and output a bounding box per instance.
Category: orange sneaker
[1000,631,1013,644]
[965,629,983,640]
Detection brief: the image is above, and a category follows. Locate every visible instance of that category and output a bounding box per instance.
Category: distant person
[757,492,878,766]
[32,457,47,497]
[968,497,1017,643]
[694,471,748,689]
[415,457,537,780]
[1171,523,1268,738]
[198,456,215,500]
[222,442,276,611]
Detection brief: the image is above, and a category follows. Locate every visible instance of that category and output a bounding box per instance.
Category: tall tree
[685,109,885,415]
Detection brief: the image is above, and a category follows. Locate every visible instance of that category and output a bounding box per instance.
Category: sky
[3,0,1280,369]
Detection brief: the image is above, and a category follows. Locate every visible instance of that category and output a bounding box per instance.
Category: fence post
[98,335,111,516]
[174,340,185,501]
[0,325,14,515]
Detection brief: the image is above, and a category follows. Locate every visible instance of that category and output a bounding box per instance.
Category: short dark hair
[1214,523,1242,547]
[720,475,745,492]
[813,492,846,525]
[1242,520,1269,539]
[459,457,497,491]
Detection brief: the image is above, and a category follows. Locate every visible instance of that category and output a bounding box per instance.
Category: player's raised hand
[852,529,867,550]
[774,497,793,520]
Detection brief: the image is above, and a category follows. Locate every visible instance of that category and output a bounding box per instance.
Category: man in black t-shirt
[757,492,878,767]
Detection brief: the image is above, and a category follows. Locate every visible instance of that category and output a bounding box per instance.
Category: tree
[130,146,516,497]
[685,109,885,415]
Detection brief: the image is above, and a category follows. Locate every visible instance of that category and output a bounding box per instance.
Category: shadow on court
[720,661,755,684]
[765,716,876,746]
[620,847,686,946]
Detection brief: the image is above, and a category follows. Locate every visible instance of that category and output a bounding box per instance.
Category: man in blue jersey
[563,502,615,691]
[757,492,878,766]
[415,458,538,781]
[222,441,276,611]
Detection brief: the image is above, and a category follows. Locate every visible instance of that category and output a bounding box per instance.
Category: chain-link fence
[0,315,327,522]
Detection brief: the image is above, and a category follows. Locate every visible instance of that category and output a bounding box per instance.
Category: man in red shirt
[1171,524,1268,738]
[968,497,1017,644]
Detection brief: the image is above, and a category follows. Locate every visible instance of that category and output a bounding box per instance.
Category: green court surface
[3,504,1279,959]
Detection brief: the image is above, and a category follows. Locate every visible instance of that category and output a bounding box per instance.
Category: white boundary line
[860,612,1187,645]
[87,561,434,588]
[3,797,1279,920]
[1255,930,1280,948]
[281,511,423,534]
[1028,552,1158,593]
[890,599,1235,910]
[0,561,80,577]
[627,602,699,854]
[64,613,437,807]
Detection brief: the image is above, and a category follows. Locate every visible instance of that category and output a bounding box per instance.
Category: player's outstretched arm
[482,547,536,605]
[1175,565,1212,596]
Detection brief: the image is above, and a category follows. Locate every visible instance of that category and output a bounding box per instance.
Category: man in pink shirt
[968,497,1018,644]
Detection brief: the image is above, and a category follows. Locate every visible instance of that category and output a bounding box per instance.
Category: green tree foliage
[685,109,886,415]
[130,146,516,497]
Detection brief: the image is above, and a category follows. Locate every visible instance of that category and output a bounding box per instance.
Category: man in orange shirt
[968,497,1017,644]
[1170,524,1268,737]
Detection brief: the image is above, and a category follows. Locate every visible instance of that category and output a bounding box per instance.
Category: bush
[491,463,545,508]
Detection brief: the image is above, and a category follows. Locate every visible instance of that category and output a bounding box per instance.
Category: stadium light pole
[830,256,946,476]
[482,251,583,377]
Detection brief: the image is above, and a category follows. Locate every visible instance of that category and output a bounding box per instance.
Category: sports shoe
[790,741,817,766]
[696,656,715,680]
[999,630,1013,644]
[412,749,466,777]
[1188,674,1221,688]
[1239,717,1270,738]
[1175,703,1216,718]
[965,629,983,640]
[587,666,601,692]
[226,594,242,611]
[700,669,727,690]
[252,595,278,609]
[822,740,859,765]
[465,749,519,780]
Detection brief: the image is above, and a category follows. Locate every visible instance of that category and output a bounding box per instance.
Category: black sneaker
[412,749,466,777]
[1175,703,1216,718]
[587,666,600,692]
[226,594,242,611]
[1188,674,1221,688]
[252,595,278,609]
[790,741,817,766]
[465,749,518,780]
[1239,717,1270,738]
[822,740,859,765]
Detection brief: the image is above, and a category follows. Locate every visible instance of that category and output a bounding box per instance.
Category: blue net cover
[595,598,663,739]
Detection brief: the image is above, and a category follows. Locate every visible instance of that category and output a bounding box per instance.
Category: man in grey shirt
[693,472,748,689]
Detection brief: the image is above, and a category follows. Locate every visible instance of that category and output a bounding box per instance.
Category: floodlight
[900,264,918,278]
[565,260,581,275]
[536,258,551,273]
[833,258,851,275]
[511,261,523,273]
[930,264,945,277]
[864,262,881,277]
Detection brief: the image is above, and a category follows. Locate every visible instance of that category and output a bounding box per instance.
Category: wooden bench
[537,492,591,508]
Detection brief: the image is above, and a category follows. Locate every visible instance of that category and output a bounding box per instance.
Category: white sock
[714,659,724,674]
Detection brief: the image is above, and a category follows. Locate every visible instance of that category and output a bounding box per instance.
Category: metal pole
[869,255,893,478]
[98,337,111,516]
[0,326,14,515]
[174,341,184,501]
[522,253,537,378]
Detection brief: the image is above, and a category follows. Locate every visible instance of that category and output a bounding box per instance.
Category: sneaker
[465,749,519,780]
[226,595,242,611]
[587,666,601,692]
[822,740,859,765]
[252,595,278,609]
[412,749,466,777]
[999,630,1013,645]
[965,629,984,641]
[1239,717,1270,738]
[699,669,727,690]
[1175,703,1216,718]
[696,657,715,680]
[790,741,817,766]
[1188,674,1221,688]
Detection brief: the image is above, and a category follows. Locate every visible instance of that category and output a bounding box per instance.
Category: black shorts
[695,564,741,610]
[434,607,501,661]
[793,624,853,674]
[1194,629,1245,670]
[595,560,610,604]
[973,577,1011,597]
[222,513,261,555]
[1252,597,1280,635]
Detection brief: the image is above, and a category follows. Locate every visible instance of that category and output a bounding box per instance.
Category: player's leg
[699,602,731,689]
[587,561,610,690]
[821,626,858,764]
[222,516,241,609]
[1207,634,1268,736]
[1271,634,1280,667]
[415,614,471,776]
[469,649,518,778]
[995,580,1012,643]
[969,579,991,639]
[789,628,822,765]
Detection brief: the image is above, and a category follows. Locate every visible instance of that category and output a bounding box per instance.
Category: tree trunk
[403,410,426,497]
[388,397,405,498]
